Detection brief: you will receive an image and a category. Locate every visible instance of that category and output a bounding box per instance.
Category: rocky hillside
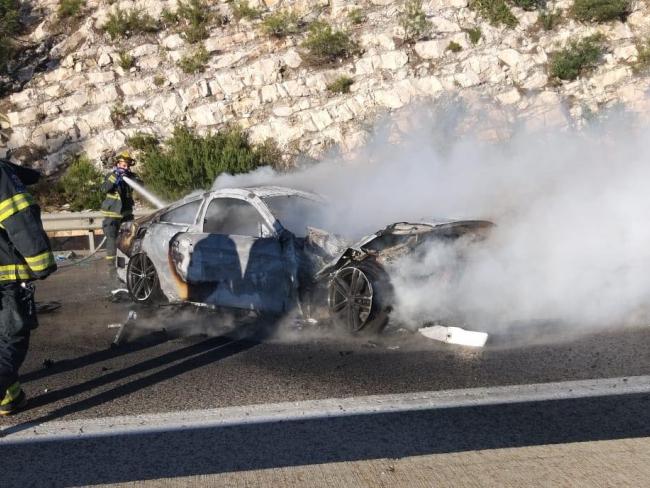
[2,0,650,172]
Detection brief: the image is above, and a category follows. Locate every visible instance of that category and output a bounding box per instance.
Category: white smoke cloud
[212,100,650,339]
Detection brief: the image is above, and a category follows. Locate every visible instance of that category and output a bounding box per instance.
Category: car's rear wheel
[328,261,392,334]
[126,253,163,304]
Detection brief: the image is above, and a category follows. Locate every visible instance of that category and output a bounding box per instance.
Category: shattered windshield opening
[263,195,328,237]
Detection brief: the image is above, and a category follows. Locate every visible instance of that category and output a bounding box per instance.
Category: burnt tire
[126,253,164,305]
[328,260,393,335]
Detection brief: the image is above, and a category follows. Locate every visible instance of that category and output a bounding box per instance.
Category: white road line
[2,375,649,444]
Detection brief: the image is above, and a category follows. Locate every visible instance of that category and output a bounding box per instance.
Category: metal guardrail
[42,211,150,252]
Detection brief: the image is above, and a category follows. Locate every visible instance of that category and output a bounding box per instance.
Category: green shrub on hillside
[447,41,463,52]
[0,0,21,74]
[512,0,542,10]
[261,10,304,37]
[176,0,219,43]
[230,0,263,21]
[58,0,85,18]
[127,132,160,151]
[117,50,134,69]
[469,0,518,28]
[178,45,209,73]
[634,39,650,74]
[549,34,604,81]
[348,8,365,25]
[59,154,104,211]
[572,0,631,23]
[538,9,561,31]
[399,0,431,42]
[139,126,279,200]
[301,21,358,64]
[465,27,482,44]
[327,75,354,94]
[103,7,159,40]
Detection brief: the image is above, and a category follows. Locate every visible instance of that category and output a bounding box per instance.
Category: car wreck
[116,186,493,334]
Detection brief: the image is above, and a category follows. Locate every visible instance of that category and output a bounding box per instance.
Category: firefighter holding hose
[0,160,56,415]
[101,151,137,277]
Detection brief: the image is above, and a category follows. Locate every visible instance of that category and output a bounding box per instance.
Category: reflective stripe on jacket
[0,161,57,283]
[100,171,135,219]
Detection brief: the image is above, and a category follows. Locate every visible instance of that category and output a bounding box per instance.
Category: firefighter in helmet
[101,151,137,274]
[0,159,56,415]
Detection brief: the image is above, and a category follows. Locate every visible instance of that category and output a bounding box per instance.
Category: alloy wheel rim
[128,254,157,301]
[329,267,373,332]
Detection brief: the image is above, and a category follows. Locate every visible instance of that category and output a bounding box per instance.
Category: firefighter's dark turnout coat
[0,161,56,284]
[100,171,135,220]
[0,159,56,397]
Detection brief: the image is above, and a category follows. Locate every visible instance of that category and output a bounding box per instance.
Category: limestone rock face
[3,0,650,169]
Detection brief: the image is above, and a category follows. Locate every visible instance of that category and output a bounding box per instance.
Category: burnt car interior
[203,198,272,237]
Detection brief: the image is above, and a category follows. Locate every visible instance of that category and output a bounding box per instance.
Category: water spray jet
[122,175,166,210]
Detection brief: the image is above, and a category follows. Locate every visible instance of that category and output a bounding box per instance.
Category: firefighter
[101,151,136,276]
[0,159,56,415]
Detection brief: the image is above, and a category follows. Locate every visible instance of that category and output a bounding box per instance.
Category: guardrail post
[88,230,95,253]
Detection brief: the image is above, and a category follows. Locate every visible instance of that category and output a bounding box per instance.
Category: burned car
[116,186,493,334]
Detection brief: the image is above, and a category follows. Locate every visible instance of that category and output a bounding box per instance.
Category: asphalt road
[6,257,650,423]
[2,257,650,486]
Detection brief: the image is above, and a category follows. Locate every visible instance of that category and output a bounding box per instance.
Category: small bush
[59,154,104,211]
[0,0,21,74]
[348,8,365,25]
[117,50,134,69]
[301,21,358,64]
[178,45,209,73]
[327,75,354,94]
[103,7,160,40]
[447,41,463,53]
[469,0,518,28]
[161,8,178,25]
[230,0,262,21]
[634,39,650,74]
[512,0,542,10]
[549,34,604,81]
[261,10,304,37]
[153,74,165,86]
[139,125,275,200]
[110,103,134,128]
[127,132,160,151]
[538,9,561,31]
[465,27,482,44]
[572,0,631,23]
[58,0,85,18]
[176,0,217,43]
[399,0,431,43]
[255,138,283,169]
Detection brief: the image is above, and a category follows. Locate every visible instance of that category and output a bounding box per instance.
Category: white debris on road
[418,325,488,347]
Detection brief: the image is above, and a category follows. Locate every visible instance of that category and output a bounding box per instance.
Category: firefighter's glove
[114,167,126,184]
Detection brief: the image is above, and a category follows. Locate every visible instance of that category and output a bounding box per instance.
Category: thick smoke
[213,100,650,337]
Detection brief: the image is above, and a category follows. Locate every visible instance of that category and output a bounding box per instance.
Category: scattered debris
[418,325,488,347]
[338,350,353,357]
[55,251,77,261]
[110,288,130,303]
[386,345,400,350]
[36,301,61,314]
[107,323,122,329]
[112,310,137,346]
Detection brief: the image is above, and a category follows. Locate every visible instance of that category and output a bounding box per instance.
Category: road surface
[1,258,649,486]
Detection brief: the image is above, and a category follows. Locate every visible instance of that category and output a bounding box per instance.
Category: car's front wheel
[328,261,392,334]
[126,253,163,304]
